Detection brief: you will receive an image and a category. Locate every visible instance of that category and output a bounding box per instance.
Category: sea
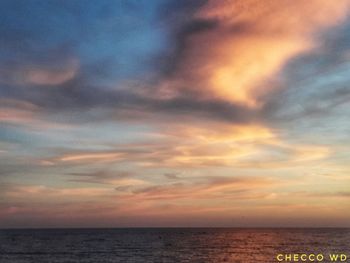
[0,228,349,262]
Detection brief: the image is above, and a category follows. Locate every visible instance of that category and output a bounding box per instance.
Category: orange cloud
[0,98,38,124]
[0,108,35,124]
[59,152,123,163]
[41,121,331,169]
[2,176,348,227]
[163,123,275,143]
[3,185,114,204]
[173,0,350,107]
[24,58,78,85]
[0,99,72,130]
[115,176,277,203]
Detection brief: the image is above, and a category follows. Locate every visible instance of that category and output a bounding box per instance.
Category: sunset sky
[1,0,350,228]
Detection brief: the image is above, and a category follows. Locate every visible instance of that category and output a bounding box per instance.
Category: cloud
[0,98,73,130]
[164,172,180,180]
[165,0,350,107]
[0,48,79,86]
[0,99,38,124]
[23,58,79,86]
[38,121,331,169]
[67,170,138,185]
[127,176,276,201]
[58,152,123,163]
[1,175,276,211]
[1,184,115,205]
[294,191,350,199]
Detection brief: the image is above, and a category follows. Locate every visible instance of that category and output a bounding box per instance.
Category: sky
[0,0,350,228]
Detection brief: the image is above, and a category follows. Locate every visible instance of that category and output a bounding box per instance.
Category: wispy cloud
[23,58,79,86]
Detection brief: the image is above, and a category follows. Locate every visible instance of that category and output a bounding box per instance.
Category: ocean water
[0,228,349,262]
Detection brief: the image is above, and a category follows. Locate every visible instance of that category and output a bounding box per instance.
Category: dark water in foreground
[0,228,349,262]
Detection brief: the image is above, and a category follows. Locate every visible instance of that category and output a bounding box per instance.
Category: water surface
[0,228,349,262]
